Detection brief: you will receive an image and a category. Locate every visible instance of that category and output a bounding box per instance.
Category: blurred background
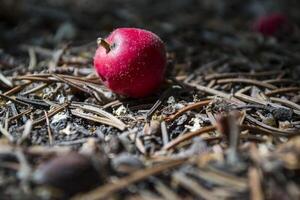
[1,0,300,48]
[1,0,300,77]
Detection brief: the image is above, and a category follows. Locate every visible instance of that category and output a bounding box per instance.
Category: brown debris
[1,1,300,199]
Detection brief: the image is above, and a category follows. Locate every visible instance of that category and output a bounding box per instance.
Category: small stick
[28,48,37,71]
[270,97,300,111]
[204,71,281,81]
[161,121,169,146]
[264,79,300,85]
[0,124,14,142]
[8,108,33,122]
[4,82,31,96]
[165,99,211,122]
[163,125,216,151]
[0,72,13,88]
[186,82,244,105]
[21,83,48,95]
[154,179,181,200]
[217,78,277,90]
[18,103,69,130]
[44,111,53,146]
[246,115,298,136]
[16,96,50,109]
[248,167,264,200]
[0,93,29,107]
[4,112,9,130]
[173,172,219,200]
[51,73,93,96]
[146,86,181,120]
[18,120,32,145]
[265,87,300,96]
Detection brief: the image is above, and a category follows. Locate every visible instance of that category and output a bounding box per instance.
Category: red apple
[252,13,293,37]
[94,28,166,98]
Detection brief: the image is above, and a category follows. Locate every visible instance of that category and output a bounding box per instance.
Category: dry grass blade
[52,73,93,95]
[72,104,126,130]
[71,109,126,131]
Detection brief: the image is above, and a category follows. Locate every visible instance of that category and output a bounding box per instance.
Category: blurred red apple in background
[252,13,294,37]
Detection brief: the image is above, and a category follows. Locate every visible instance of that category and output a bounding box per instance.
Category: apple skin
[252,13,292,37]
[94,28,166,98]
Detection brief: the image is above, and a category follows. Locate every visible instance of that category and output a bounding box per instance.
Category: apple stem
[97,38,111,53]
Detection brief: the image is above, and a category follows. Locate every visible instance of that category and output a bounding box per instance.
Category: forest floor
[0,1,299,199]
